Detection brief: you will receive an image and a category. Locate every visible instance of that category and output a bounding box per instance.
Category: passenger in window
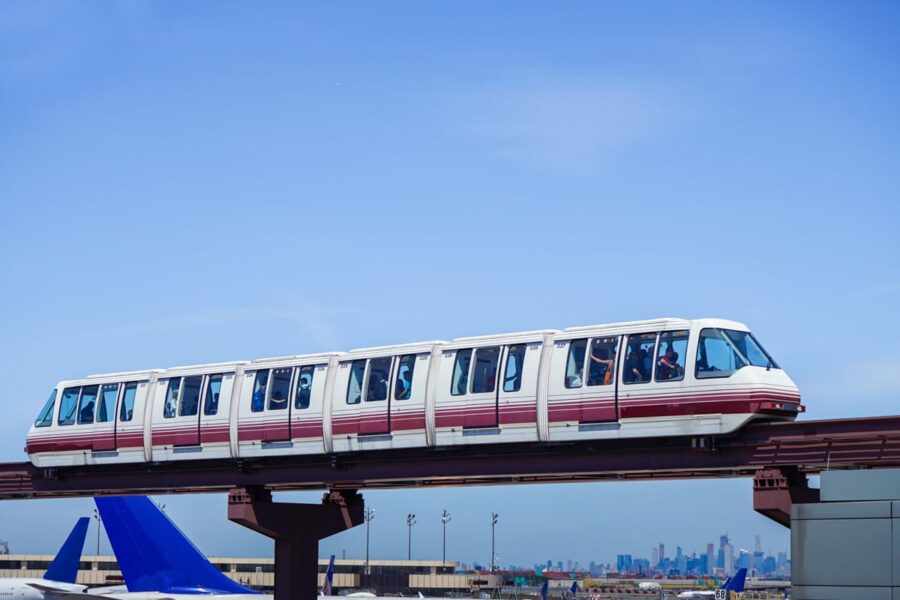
[657,343,681,380]
[297,374,312,408]
[624,347,643,383]
[588,341,616,386]
[252,382,267,412]
[640,348,653,381]
[80,399,95,424]
[369,370,388,401]
[396,369,412,400]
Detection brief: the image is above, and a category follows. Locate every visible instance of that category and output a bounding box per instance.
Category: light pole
[441,510,452,564]
[92,509,102,556]
[406,514,416,561]
[364,507,375,575]
[490,513,498,572]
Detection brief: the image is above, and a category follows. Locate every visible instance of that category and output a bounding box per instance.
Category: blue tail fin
[95,496,257,595]
[44,517,90,583]
[539,580,548,600]
[723,568,747,592]
[322,555,334,596]
[569,581,578,598]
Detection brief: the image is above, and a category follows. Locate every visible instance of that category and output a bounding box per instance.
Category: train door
[389,353,428,434]
[249,368,293,442]
[358,356,393,435]
[160,376,203,446]
[618,333,659,417]
[93,382,120,450]
[464,346,501,428]
[581,335,620,422]
[496,343,539,426]
[198,373,233,445]
[548,335,620,424]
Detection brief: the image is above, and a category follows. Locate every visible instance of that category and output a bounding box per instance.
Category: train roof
[349,341,447,354]
[563,318,688,333]
[250,352,344,365]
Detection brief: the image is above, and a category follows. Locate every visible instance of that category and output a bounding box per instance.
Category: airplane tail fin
[569,580,578,598]
[322,554,335,596]
[723,568,747,592]
[44,517,90,583]
[95,496,257,595]
[540,580,548,600]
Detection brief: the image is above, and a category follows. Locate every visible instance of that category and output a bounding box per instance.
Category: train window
[503,345,526,392]
[587,337,618,386]
[696,328,770,378]
[35,390,57,428]
[471,346,500,394]
[119,383,137,422]
[179,376,202,417]
[97,384,119,423]
[205,375,223,415]
[58,388,80,426]
[295,366,315,409]
[366,357,391,402]
[77,385,98,424]
[268,368,291,410]
[251,370,269,412]
[623,334,657,384]
[565,339,587,389]
[722,329,778,369]
[451,349,472,396]
[394,355,416,400]
[656,331,689,382]
[164,378,181,418]
[346,360,366,405]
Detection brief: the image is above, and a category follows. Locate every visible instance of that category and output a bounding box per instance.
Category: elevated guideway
[3,415,900,516]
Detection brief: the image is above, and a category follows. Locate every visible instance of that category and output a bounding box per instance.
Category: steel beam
[228,487,364,600]
[752,467,820,527]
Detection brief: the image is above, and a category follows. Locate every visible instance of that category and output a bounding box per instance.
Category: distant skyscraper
[755,535,762,554]
[706,544,715,575]
[659,543,665,563]
[676,546,683,560]
[724,544,735,576]
[651,547,659,570]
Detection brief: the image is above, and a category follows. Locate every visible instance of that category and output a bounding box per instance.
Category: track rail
[2,415,900,499]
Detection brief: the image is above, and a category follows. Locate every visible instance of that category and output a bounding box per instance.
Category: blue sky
[1,1,898,567]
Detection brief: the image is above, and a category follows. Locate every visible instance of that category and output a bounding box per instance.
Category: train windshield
[34,390,57,427]
[696,328,778,378]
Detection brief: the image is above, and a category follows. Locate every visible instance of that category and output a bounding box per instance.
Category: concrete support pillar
[753,467,820,527]
[792,468,900,599]
[228,487,364,600]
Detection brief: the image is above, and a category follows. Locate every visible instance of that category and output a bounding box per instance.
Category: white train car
[25,318,803,468]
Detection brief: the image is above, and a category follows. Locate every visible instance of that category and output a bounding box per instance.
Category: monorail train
[26,318,803,467]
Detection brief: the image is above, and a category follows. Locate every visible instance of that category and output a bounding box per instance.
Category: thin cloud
[445,77,683,173]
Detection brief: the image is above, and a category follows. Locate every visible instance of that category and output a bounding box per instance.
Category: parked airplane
[637,581,661,591]
[0,517,89,600]
[676,569,747,599]
[92,496,449,600]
